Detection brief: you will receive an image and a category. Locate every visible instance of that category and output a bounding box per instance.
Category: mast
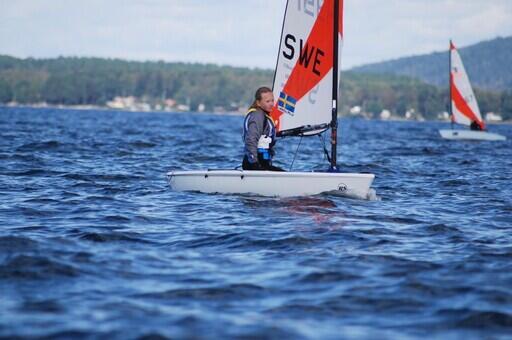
[449,40,453,129]
[330,0,339,170]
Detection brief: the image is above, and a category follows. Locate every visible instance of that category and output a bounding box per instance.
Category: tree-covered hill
[351,36,512,91]
[341,71,512,120]
[0,55,273,111]
[1,54,511,120]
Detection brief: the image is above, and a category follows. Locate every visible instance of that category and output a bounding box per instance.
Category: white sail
[450,41,484,128]
[271,0,343,135]
[439,41,506,141]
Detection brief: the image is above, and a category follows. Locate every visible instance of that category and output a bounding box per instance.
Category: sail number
[297,0,323,17]
[282,34,324,76]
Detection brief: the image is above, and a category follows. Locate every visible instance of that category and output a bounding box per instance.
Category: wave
[0,255,78,280]
[137,283,265,300]
[16,140,62,151]
[76,231,153,244]
[0,236,38,252]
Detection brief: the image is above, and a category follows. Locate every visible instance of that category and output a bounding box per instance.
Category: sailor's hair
[249,86,272,110]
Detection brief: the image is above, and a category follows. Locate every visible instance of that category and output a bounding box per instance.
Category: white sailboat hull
[439,129,506,141]
[167,170,375,199]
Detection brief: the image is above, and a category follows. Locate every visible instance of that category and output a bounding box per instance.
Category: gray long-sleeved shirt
[243,109,275,163]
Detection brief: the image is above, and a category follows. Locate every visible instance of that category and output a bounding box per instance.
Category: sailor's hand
[257,135,272,149]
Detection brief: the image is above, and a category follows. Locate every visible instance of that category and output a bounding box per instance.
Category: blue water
[1,106,511,339]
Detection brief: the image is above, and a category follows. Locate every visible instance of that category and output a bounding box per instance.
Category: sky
[1,0,512,70]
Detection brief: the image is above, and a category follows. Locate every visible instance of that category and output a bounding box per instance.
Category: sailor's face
[258,92,274,113]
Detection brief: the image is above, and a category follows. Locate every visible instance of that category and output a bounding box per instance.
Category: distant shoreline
[2,103,511,124]
[0,103,248,117]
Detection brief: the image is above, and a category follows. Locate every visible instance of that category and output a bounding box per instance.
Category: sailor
[470,120,483,131]
[242,86,285,171]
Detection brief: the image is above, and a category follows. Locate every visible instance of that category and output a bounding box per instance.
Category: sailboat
[167,0,375,198]
[439,41,506,141]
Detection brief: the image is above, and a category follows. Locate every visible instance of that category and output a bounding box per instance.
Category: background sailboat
[439,41,506,141]
[167,0,375,198]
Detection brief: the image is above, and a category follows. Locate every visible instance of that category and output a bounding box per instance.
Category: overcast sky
[1,0,511,70]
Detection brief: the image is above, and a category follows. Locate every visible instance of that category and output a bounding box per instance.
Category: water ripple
[1,107,511,338]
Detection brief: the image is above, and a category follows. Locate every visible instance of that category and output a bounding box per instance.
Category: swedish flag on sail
[277,92,297,116]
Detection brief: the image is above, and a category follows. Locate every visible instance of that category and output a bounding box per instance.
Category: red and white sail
[450,41,485,129]
[271,0,343,136]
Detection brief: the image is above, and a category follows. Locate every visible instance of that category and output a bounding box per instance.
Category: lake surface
[1,106,511,339]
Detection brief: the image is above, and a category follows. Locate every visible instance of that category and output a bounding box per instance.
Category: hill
[0,56,272,112]
[1,55,511,120]
[351,36,512,91]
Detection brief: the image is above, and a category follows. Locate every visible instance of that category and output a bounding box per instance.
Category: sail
[450,41,485,129]
[271,0,343,136]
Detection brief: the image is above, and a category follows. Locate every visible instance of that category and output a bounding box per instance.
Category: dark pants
[242,155,285,171]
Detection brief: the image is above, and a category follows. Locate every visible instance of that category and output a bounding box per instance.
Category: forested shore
[1,55,511,120]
